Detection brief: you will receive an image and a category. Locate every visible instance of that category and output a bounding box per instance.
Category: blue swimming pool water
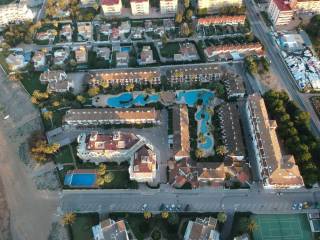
[199,135,214,150]
[64,173,96,187]
[176,90,214,107]
[107,93,159,108]
[121,47,130,52]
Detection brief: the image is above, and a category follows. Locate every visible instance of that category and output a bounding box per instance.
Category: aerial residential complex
[244,94,304,189]
[268,0,320,25]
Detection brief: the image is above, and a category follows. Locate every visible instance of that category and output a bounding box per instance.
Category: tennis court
[252,214,313,240]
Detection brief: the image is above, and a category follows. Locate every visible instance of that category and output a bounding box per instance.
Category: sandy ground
[0,67,59,240]
[257,70,285,92]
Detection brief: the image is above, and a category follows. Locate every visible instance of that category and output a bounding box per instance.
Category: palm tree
[97,164,107,176]
[247,219,258,233]
[43,111,53,128]
[195,149,205,158]
[104,172,114,184]
[161,211,169,219]
[198,133,206,144]
[217,212,227,223]
[61,212,76,226]
[96,176,106,186]
[216,145,228,156]
[125,83,135,92]
[143,211,152,220]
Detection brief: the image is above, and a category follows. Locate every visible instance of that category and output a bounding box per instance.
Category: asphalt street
[60,187,320,214]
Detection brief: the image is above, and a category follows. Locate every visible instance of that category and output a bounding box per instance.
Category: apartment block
[244,94,304,189]
[130,0,149,15]
[167,65,222,85]
[160,0,178,14]
[268,0,294,25]
[77,131,158,183]
[0,4,34,26]
[296,0,320,13]
[88,68,161,86]
[64,107,160,126]
[101,0,122,15]
[198,0,242,11]
[172,105,190,160]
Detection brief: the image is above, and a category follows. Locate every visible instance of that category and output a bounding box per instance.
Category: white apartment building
[130,0,149,15]
[160,0,177,14]
[0,4,34,27]
[101,0,122,15]
[77,132,158,183]
[244,94,304,189]
[296,0,320,13]
[198,0,242,11]
[268,0,294,25]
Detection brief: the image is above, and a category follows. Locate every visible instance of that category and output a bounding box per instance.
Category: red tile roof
[198,15,246,26]
[101,0,120,5]
[272,0,292,11]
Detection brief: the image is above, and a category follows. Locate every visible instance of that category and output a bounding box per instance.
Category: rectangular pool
[64,171,97,188]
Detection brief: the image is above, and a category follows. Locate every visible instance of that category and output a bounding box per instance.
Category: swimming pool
[107,92,159,108]
[121,47,130,52]
[64,172,97,187]
[176,89,214,107]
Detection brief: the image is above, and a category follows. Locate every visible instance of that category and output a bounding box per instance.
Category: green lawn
[0,0,14,4]
[20,72,46,95]
[54,145,74,164]
[70,213,99,240]
[230,212,252,239]
[160,43,180,58]
[42,109,66,131]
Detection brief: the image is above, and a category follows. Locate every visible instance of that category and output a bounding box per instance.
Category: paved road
[245,0,320,137]
[60,187,320,214]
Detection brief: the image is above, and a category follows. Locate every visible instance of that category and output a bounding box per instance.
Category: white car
[3,115,9,120]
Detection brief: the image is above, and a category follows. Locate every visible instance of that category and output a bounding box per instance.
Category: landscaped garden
[68,213,99,240]
[109,212,219,240]
[159,42,180,58]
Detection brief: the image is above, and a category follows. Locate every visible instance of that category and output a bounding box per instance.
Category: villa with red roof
[101,0,122,15]
[77,131,158,183]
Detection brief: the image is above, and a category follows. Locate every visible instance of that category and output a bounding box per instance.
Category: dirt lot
[0,67,59,240]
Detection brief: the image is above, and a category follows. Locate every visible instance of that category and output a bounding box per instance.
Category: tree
[168,212,179,225]
[76,95,86,104]
[198,133,206,144]
[216,145,228,156]
[43,111,53,128]
[161,33,169,45]
[52,101,60,107]
[195,149,205,158]
[161,211,169,219]
[143,211,152,220]
[181,22,190,37]
[247,219,258,233]
[61,212,76,226]
[186,9,193,21]
[175,13,183,24]
[97,164,107,176]
[88,87,100,97]
[183,0,190,8]
[217,212,227,223]
[125,83,135,92]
